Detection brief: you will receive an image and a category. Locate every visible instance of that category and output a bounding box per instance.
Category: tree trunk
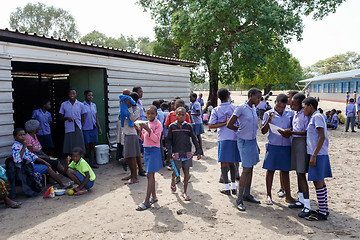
[208,69,219,107]
[264,84,272,95]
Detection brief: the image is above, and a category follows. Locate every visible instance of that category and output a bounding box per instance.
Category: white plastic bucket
[95,144,110,165]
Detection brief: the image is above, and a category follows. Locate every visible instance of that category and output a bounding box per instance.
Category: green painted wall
[69,69,107,144]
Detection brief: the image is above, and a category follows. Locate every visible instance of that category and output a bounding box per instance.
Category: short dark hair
[248,88,262,98]
[152,100,161,108]
[13,128,24,136]
[160,102,169,109]
[84,90,92,96]
[147,105,157,113]
[218,88,230,101]
[276,94,288,104]
[292,93,306,104]
[132,86,142,93]
[72,147,83,156]
[176,107,186,114]
[175,99,185,107]
[337,110,342,113]
[173,96,181,100]
[159,99,165,104]
[318,108,324,113]
[331,109,336,113]
[68,88,77,94]
[190,93,197,99]
[287,90,299,97]
[302,97,318,109]
[350,98,355,103]
[130,92,139,103]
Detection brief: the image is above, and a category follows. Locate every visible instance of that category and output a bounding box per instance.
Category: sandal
[171,184,176,192]
[265,196,273,205]
[136,202,151,211]
[7,202,21,209]
[124,179,139,185]
[183,193,191,201]
[149,197,158,204]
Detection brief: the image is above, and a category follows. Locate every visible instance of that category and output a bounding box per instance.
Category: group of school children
[3,88,100,206]
[210,88,332,221]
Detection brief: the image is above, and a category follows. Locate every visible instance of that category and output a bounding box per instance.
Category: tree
[306,51,360,77]
[9,2,80,41]
[139,0,345,106]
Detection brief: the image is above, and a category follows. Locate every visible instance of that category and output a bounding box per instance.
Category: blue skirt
[308,155,332,181]
[193,123,205,135]
[263,144,291,171]
[37,134,54,149]
[237,138,259,168]
[218,140,241,163]
[144,147,163,173]
[83,127,98,144]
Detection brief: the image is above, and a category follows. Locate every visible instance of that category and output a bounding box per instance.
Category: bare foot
[121,175,131,181]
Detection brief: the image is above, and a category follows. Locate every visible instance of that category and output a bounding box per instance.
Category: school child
[266,102,272,111]
[256,97,267,120]
[133,86,146,176]
[346,91,350,104]
[209,88,240,195]
[164,99,191,127]
[227,88,262,211]
[31,99,54,154]
[336,110,345,124]
[202,111,209,125]
[59,88,86,154]
[197,93,204,116]
[166,107,202,201]
[83,90,103,168]
[153,100,165,126]
[353,90,357,103]
[121,92,143,184]
[136,106,163,211]
[64,147,96,195]
[302,97,332,221]
[12,128,66,188]
[283,93,312,217]
[261,94,296,205]
[190,93,204,152]
[345,98,357,132]
[327,109,339,129]
[161,103,170,157]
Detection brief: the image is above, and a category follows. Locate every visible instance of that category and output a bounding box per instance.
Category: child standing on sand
[166,107,202,201]
[209,88,240,196]
[136,106,163,211]
[302,97,332,221]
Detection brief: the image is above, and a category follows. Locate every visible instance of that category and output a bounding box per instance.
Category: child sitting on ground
[166,107,202,201]
[64,147,96,195]
[119,89,137,127]
[327,109,339,129]
[337,110,345,124]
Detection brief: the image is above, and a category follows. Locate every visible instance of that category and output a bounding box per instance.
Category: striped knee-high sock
[316,186,329,215]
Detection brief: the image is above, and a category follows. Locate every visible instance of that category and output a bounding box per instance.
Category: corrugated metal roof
[0,28,198,67]
[300,68,360,83]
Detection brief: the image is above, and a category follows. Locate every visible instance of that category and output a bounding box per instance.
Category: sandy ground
[0,91,359,240]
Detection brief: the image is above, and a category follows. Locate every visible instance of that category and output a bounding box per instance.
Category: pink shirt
[25,133,42,153]
[139,119,163,148]
[203,113,209,121]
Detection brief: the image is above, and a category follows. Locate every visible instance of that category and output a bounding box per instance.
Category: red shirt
[164,111,191,127]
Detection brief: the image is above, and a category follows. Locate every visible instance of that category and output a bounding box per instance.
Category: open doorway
[11,61,107,157]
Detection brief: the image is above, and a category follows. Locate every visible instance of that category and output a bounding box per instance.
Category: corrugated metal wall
[0,54,14,164]
[107,66,190,145]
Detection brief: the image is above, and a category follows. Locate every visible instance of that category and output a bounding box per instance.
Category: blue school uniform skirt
[218,140,241,163]
[33,164,48,174]
[263,144,291,171]
[37,134,54,149]
[83,127,98,144]
[144,146,163,173]
[237,138,259,168]
[308,155,332,181]
[193,123,205,135]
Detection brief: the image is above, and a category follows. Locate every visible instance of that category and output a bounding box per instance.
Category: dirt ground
[0,91,359,240]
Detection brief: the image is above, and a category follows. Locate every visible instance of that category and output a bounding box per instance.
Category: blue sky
[1,0,359,67]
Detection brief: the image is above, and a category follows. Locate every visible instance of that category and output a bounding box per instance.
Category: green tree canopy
[305,51,360,77]
[80,31,154,55]
[9,2,80,41]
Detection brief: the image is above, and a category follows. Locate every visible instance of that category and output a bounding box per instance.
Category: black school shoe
[305,212,328,221]
[237,201,246,211]
[289,201,304,209]
[298,207,311,218]
[220,189,231,195]
[231,189,237,195]
[243,195,261,204]
[138,170,147,176]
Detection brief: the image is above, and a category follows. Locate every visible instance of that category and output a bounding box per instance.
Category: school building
[0,28,196,164]
[300,69,360,102]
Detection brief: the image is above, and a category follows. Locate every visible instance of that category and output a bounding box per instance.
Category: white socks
[231,182,236,190]
[225,183,230,190]
[304,199,311,210]
[298,192,304,204]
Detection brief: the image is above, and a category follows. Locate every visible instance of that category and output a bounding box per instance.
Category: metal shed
[300,69,360,102]
[0,29,196,164]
